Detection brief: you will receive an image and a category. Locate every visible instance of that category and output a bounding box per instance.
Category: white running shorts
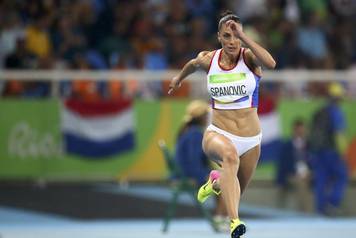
[206,124,262,156]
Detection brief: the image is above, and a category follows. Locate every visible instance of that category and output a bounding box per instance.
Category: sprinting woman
[168,10,276,238]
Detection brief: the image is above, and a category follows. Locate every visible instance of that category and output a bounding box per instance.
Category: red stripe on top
[65,98,132,117]
[218,48,241,71]
[242,48,262,77]
[207,50,217,74]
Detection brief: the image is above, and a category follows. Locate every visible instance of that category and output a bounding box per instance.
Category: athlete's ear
[217,32,221,43]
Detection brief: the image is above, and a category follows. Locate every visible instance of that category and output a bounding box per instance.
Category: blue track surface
[1,206,356,238]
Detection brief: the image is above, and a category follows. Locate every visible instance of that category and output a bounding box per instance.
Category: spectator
[164,0,191,37]
[3,38,36,96]
[0,0,354,72]
[50,16,86,62]
[276,118,312,212]
[0,11,25,68]
[70,54,101,102]
[284,0,300,23]
[297,12,328,68]
[175,100,211,187]
[142,37,168,98]
[143,37,168,70]
[185,0,214,19]
[298,0,327,17]
[228,0,268,21]
[174,100,228,231]
[25,13,52,58]
[308,82,349,215]
[0,0,355,98]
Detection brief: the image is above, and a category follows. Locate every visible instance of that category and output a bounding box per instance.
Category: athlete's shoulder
[196,50,217,71]
[197,50,216,60]
[243,48,254,60]
[197,50,215,57]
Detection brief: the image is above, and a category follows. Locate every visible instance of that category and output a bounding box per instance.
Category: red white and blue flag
[258,95,282,162]
[61,99,135,158]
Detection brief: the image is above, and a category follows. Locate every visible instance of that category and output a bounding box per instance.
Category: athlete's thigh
[202,130,238,166]
[238,145,261,194]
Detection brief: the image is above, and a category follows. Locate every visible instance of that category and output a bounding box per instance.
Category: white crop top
[207,48,261,110]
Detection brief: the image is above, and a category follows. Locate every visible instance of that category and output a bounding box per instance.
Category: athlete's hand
[226,20,244,38]
[168,76,181,95]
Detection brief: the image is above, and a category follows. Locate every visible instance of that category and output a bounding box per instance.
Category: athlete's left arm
[227,20,276,69]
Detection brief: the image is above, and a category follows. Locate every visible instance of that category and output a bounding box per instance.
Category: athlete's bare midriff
[211,107,261,137]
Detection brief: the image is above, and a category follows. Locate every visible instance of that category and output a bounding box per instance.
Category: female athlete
[168,11,276,238]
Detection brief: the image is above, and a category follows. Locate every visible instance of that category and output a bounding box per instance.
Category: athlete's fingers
[168,76,182,95]
[168,87,174,95]
[226,20,237,32]
[226,20,234,27]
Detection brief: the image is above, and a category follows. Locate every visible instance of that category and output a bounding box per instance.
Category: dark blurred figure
[4,38,35,69]
[297,12,328,69]
[175,100,211,186]
[3,38,35,96]
[276,118,312,212]
[174,100,228,231]
[308,82,348,216]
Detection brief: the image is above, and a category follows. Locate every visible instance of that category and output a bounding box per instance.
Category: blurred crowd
[0,0,355,98]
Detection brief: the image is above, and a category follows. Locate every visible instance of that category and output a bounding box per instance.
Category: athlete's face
[218,23,241,55]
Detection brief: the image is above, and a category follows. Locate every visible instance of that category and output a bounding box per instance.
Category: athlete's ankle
[209,170,221,191]
[212,179,220,191]
[210,170,220,181]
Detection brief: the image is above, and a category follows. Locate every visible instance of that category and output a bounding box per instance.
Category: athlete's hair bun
[218,10,241,30]
[220,10,235,19]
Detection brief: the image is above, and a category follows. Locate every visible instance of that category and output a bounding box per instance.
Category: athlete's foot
[230,219,246,238]
[213,215,230,233]
[197,170,221,203]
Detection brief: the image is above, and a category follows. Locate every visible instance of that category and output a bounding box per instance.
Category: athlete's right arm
[168,51,212,95]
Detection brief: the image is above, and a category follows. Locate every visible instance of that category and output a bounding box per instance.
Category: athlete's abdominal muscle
[211,108,261,137]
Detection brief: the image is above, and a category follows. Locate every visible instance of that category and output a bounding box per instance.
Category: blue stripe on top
[251,75,261,108]
[212,95,249,107]
[234,95,249,103]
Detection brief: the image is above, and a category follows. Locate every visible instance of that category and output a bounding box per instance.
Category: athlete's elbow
[190,59,200,69]
[266,59,276,69]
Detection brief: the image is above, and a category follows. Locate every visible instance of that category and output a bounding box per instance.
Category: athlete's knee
[222,147,239,166]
